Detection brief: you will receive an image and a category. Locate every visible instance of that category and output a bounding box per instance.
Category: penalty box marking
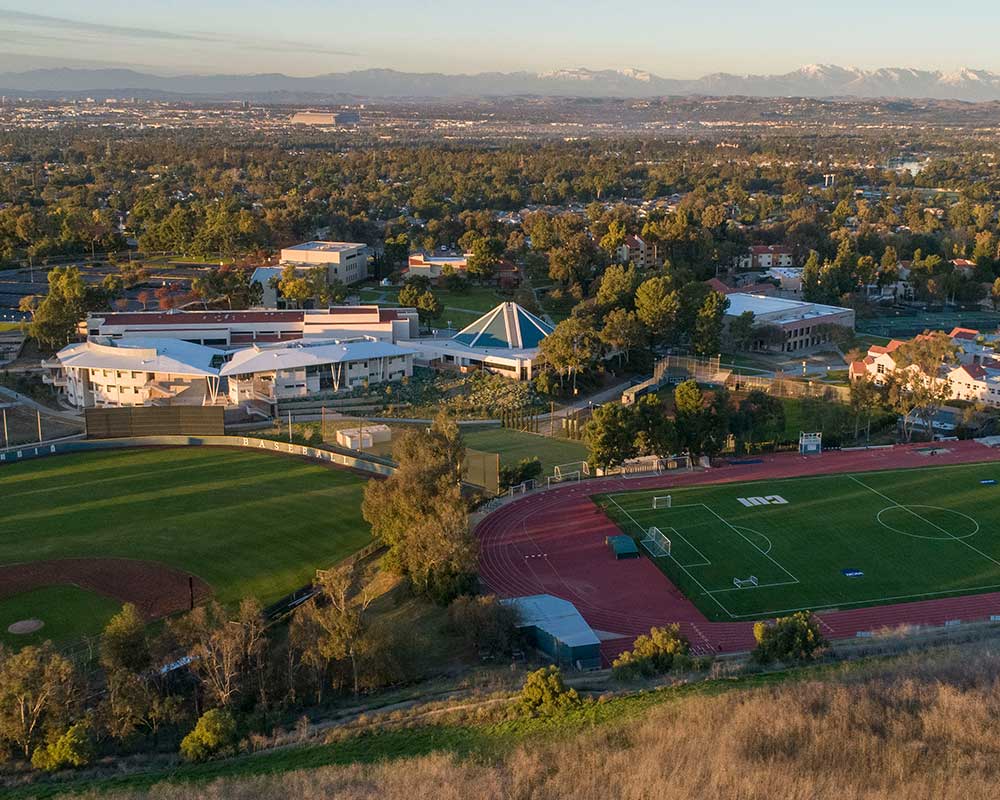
[607,495,736,618]
[606,494,800,599]
[662,527,712,568]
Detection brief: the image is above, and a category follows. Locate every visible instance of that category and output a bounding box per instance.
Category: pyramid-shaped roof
[452,302,554,351]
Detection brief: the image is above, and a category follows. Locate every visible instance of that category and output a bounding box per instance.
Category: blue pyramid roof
[453,302,554,351]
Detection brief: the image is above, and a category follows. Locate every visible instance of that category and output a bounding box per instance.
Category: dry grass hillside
[82,644,1000,800]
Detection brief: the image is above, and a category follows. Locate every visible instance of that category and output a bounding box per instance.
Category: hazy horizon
[1,1,998,78]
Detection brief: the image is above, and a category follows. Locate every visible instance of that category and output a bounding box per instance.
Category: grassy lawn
[0,586,120,648]
[1,448,372,607]
[853,333,892,348]
[359,285,502,330]
[596,461,1000,621]
[719,352,777,372]
[462,427,589,475]
[360,285,502,312]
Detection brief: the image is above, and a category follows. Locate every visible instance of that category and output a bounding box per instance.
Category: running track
[476,440,1000,663]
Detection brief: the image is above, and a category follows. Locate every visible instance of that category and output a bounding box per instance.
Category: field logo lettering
[737,495,788,507]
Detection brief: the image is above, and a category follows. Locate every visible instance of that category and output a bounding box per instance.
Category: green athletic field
[595,462,1000,622]
[2,448,372,609]
[462,427,589,476]
[0,587,120,648]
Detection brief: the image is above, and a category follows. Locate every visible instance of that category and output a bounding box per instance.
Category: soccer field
[595,462,1000,622]
[2,448,372,608]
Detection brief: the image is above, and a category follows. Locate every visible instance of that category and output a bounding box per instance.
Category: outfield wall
[0,434,397,477]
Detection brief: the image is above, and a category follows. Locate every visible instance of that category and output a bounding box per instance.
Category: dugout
[606,535,639,560]
[502,594,601,670]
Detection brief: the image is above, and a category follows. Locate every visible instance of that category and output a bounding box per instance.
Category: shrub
[447,594,521,658]
[752,611,828,664]
[31,721,94,772]
[612,625,692,680]
[179,708,237,762]
[518,666,581,717]
[500,457,543,490]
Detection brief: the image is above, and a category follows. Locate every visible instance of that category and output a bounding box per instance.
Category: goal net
[799,431,822,456]
[733,576,759,589]
[641,526,671,557]
[554,461,590,478]
[507,479,536,497]
[652,495,672,509]
[547,471,580,487]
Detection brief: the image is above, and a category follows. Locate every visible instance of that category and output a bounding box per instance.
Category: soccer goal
[547,471,580,487]
[508,479,536,497]
[641,526,672,557]
[652,495,672,509]
[553,461,590,479]
[733,575,759,589]
[799,431,822,456]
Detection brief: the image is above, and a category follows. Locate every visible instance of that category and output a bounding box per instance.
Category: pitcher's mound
[7,619,44,635]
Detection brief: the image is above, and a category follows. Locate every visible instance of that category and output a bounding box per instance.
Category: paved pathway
[0,385,84,424]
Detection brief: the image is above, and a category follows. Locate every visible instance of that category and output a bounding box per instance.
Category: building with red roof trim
[82,306,419,348]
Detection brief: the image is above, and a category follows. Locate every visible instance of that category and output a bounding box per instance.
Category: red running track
[476,440,1000,663]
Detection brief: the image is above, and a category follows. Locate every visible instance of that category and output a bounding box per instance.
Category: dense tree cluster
[362,412,477,603]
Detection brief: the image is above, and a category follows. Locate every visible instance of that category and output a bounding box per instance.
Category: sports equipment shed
[606,534,640,559]
[502,594,601,670]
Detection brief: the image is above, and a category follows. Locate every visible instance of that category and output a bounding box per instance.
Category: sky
[0,2,998,77]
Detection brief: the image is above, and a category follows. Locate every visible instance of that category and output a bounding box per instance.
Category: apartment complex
[850,327,1000,407]
[737,245,795,270]
[615,234,657,269]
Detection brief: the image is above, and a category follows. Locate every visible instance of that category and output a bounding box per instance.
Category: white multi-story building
[220,337,414,410]
[736,245,795,271]
[42,337,226,409]
[43,334,415,413]
[850,328,1000,408]
[615,234,656,269]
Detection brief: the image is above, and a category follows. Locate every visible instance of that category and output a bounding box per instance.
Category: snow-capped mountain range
[4,64,1000,101]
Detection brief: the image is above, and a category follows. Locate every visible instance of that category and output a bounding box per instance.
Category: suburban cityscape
[4,3,1000,798]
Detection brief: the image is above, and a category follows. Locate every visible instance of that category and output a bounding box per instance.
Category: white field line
[848,474,1000,570]
[708,579,801,595]
[608,495,734,618]
[663,527,712,567]
[698,504,801,584]
[723,581,1000,620]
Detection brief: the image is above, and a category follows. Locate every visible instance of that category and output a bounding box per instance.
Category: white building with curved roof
[220,337,414,408]
[43,337,226,408]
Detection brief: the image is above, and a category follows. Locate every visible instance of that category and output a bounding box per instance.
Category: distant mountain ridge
[4,64,1000,101]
